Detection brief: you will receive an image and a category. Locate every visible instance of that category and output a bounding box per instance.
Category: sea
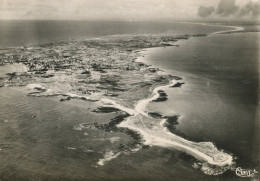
[0,20,259,181]
[0,20,231,49]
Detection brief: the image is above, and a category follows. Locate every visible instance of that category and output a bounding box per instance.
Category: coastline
[0,22,245,176]
[129,24,259,176]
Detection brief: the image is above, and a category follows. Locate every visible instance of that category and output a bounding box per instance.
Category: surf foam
[116,79,235,175]
[97,151,121,166]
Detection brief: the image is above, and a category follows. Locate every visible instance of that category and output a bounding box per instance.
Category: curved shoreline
[116,24,244,174]
[211,25,244,34]
[116,79,234,175]
[1,22,244,175]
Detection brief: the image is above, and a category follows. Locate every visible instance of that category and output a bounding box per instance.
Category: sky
[0,0,259,21]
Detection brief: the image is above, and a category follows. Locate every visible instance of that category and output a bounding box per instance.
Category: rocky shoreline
[0,32,237,175]
[0,33,191,164]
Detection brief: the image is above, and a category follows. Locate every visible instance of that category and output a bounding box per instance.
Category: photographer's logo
[236,167,258,177]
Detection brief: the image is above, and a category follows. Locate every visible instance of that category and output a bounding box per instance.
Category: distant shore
[0,33,201,104]
[0,23,244,175]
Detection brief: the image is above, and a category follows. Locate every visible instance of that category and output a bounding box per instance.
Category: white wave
[117,79,234,175]
[97,151,121,166]
[27,83,45,90]
[28,79,234,174]
[65,92,91,99]
[93,79,233,170]
[124,119,232,166]
[73,124,85,131]
[67,147,77,150]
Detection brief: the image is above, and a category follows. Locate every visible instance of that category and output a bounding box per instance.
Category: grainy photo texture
[0,0,259,180]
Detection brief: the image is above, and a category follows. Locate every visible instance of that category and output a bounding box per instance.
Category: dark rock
[163,115,179,133]
[153,76,167,82]
[153,90,168,102]
[6,72,17,77]
[169,75,182,80]
[148,112,163,119]
[170,82,185,88]
[81,70,91,74]
[104,93,119,97]
[148,68,158,73]
[92,107,121,113]
[41,74,55,78]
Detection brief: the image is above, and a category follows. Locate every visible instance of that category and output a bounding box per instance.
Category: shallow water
[0,87,139,180]
[0,86,232,181]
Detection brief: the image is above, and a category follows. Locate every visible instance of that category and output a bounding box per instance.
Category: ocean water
[141,32,259,172]
[0,20,232,48]
[0,86,222,181]
[0,21,259,180]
